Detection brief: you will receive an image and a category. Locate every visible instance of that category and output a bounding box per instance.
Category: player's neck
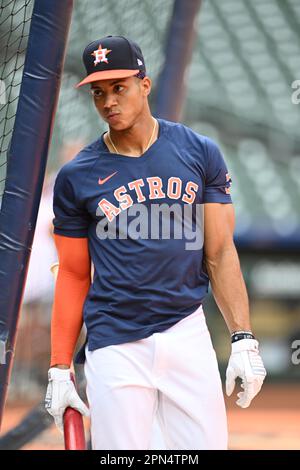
[106,113,158,157]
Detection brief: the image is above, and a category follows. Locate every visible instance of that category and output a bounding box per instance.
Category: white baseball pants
[84,305,228,450]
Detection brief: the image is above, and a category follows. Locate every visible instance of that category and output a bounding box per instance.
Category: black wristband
[231,332,255,343]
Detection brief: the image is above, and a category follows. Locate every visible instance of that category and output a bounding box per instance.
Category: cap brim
[75,69,140,88]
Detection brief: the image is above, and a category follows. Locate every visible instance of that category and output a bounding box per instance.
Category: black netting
[0,0,34,206]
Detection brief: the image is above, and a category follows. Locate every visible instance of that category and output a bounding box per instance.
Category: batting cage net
[1,0,300,451]
[0,0,73,443]
[0,0,34,207]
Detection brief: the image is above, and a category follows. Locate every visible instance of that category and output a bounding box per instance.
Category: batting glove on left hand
[226,338,266,408]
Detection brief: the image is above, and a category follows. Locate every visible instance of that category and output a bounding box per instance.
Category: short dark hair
[135,70,146,79]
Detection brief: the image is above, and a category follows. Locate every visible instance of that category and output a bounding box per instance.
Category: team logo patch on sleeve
[225,173,232,194]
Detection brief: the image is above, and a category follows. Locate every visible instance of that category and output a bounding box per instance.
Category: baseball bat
[63,373,86,450]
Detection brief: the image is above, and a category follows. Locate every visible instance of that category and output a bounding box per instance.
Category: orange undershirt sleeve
[50,234,91,367]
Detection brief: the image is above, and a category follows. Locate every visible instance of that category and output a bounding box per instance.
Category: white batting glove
[45,367,90,433]
[226,338,266,408]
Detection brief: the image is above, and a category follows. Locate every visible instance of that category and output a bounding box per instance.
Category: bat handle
[63,373,86,450]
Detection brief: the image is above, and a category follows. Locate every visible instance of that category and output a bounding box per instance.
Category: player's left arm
[204,202,266,407]
[203,202,249,332]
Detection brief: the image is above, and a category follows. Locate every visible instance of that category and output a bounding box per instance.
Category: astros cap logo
[92,44,112,66]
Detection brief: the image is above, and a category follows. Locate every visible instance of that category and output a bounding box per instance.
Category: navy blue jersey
[53,119,232,361]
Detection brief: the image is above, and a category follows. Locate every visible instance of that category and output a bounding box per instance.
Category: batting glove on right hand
[45,367,90,433]
[226,338,266,408]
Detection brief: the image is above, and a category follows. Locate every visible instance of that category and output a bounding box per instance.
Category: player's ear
[141,76,151,97]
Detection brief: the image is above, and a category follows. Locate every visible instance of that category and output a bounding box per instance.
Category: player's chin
[106,117,130,131]
[105,113,122,126]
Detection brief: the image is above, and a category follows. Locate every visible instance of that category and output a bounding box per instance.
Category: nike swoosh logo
[98,171,118,185]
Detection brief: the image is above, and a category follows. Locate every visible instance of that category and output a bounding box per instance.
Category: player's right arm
[50,234,91,368]
[45,234,91,431]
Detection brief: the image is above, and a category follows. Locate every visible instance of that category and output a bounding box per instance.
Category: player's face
[90,76,151,130]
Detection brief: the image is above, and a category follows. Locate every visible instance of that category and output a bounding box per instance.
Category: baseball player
[45,35,266,450]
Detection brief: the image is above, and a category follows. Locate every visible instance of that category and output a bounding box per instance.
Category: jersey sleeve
[53,165,90,237]
[203,138,233,204]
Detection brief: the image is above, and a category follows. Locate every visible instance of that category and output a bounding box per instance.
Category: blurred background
[1,0,300,450]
